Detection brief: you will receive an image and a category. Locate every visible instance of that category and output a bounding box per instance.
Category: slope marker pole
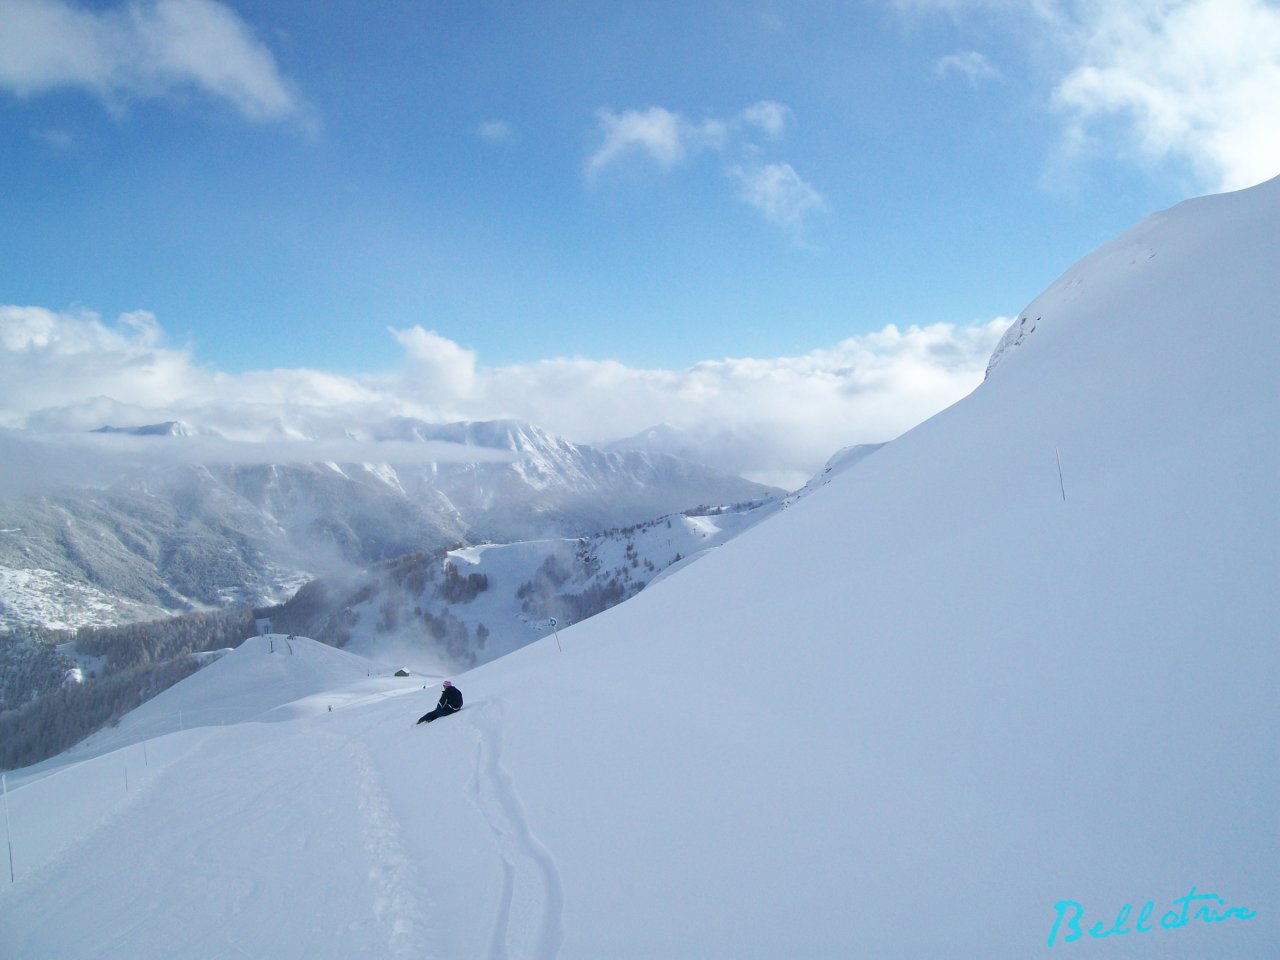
[3,773,14,883]
[549,617,562,653]
[1056,448,1067,502]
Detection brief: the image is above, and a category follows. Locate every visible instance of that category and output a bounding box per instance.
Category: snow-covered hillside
[6,634,410,781]
[327,499,779,672]
[2,177,1277,958]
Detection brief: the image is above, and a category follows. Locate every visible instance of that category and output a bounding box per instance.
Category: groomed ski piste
[2,176,1278,958]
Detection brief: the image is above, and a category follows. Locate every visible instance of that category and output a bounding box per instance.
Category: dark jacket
[418,684,464,724]
[437,685,463,713]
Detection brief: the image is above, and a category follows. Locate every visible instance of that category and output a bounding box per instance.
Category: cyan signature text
[1048,886,1256,947]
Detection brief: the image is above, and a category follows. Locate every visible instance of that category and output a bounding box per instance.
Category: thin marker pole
[3,773,14,883]
[549,618,562,653]
[1056,448,1067,502]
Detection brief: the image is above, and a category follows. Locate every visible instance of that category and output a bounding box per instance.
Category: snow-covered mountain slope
[0,562,174,632]
[7,634,413,783]
[321,499,780,672]
[3,177,1278,958]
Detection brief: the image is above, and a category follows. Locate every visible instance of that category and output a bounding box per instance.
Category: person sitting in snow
[417,680,463,723]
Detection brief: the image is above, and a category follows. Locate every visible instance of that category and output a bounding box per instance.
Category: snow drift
[2,177,1277,958]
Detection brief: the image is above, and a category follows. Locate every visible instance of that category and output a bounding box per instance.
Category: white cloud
[889,0,1280,191]
[740,100,794,139]
[728,162,826,243]
[1051,0,1280,191]
[0,304,1009,490]
[466,319,1009,488]
[586,101,825,239]
[0,305,203,426]
[586,106,727,178]
[935,50,1002,85]
[0,305,392,441]
[477,119,513,143]
[390,326,479,405]
[0,0,304,123]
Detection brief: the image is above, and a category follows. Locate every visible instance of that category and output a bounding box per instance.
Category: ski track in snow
[345,737,440,958]
[468,700,564,960]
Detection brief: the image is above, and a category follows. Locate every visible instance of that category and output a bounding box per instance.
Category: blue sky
[2,0,1278,486]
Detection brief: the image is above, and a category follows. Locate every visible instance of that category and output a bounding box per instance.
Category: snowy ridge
[983,313,1037,378]
[780,441,886,507]
[2,178,1277,957]
[9,634,415,780]
[92,421,210,438]
[329,498,779,672]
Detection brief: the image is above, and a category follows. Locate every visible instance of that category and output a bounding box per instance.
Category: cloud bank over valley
[0,304,1008,491]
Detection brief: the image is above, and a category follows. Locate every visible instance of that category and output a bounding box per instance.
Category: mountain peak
[368,417,555,452]
[91,420,204,438]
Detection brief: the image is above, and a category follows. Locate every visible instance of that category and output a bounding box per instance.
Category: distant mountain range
[0,419,780,633]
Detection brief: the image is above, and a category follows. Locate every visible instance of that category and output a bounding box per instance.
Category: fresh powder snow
[2,176,1277,958]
